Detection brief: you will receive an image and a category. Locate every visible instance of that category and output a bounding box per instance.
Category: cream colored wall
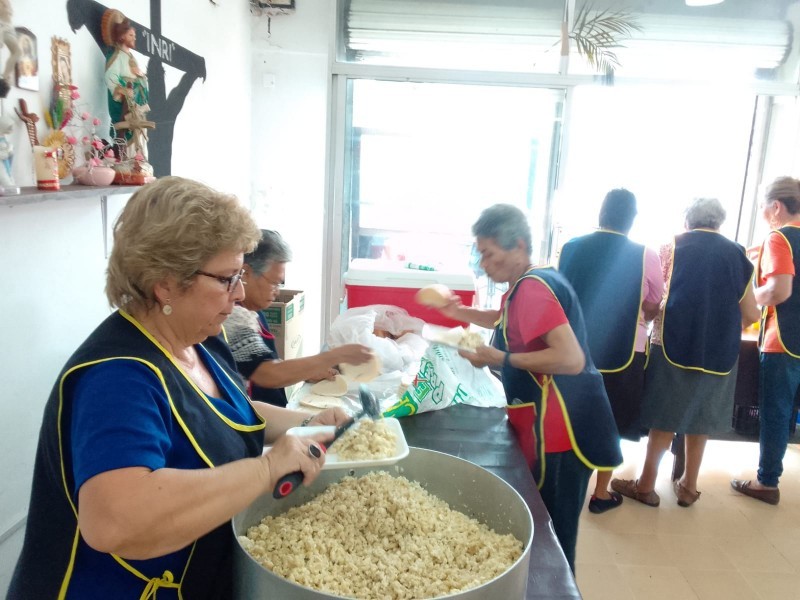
[0,1,253,593]
[249,0,335,356]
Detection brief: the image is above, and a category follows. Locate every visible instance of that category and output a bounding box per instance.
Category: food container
[232,447,534,599]
[344,259,476,328]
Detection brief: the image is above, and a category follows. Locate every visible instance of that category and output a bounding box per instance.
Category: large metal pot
[232,447,534,599]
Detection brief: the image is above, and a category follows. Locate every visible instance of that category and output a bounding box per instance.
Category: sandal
[610,478,660,507]
[673,481,701,507]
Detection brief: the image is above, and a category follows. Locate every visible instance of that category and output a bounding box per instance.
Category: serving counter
[401,404,582,600]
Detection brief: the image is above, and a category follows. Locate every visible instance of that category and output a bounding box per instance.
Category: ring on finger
[308,444,322,459]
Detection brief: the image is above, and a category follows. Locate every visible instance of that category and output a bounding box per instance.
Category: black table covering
[400,404,582,600]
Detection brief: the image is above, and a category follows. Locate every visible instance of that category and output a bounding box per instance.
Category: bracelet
[300,415,314,427]
[503,352,512,368]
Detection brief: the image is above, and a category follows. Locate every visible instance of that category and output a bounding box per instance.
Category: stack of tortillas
[339,354,382,383]
[415,284,453,308]
[299,353,382,410]
[300,375,349,409]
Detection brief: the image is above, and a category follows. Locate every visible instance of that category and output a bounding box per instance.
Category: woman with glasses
[9,177,349,599]
[732,176,800,505]
[226,229,374,407]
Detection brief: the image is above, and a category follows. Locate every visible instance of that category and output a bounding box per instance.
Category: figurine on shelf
[0,0,20,98]
[100,8,155,185]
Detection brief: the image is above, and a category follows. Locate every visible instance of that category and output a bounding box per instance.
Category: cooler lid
[344,258,475,290]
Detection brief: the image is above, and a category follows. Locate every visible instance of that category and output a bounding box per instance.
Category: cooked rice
[332,419,397,460]
[240,471,522,599]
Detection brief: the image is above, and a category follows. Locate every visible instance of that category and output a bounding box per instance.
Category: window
[343,79,564,267]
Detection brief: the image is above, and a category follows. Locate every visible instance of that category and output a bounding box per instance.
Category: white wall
[249,0,334,355]
[0,0,253,593]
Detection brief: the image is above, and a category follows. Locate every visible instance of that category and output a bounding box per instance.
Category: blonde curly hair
[106,176,261,312]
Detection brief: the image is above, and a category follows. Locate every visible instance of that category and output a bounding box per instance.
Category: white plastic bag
[327,306,426,374]
[384,344,507,418]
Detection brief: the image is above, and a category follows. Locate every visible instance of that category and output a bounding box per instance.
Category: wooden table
[401,404,582,600]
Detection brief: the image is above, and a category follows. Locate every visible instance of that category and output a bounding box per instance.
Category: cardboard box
[259,289,305,360]
[344,259,475,328]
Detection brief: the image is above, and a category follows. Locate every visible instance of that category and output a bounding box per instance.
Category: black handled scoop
[273,385,382,499]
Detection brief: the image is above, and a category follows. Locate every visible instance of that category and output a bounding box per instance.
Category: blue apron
[495,267,623,487]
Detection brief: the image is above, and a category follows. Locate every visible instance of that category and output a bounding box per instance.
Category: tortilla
[415,284,453,308]
[310,374,348,396]
[299,394,345,410]
[340,354,382,383]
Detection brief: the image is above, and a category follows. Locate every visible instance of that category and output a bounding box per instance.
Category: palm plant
[562,3,641,83]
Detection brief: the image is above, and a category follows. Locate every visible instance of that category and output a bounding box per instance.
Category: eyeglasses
[194,268,245,293]
[263,277,285,289]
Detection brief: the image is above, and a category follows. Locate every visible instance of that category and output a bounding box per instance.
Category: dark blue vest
[759,225,800,357]
[495,267,623,486]
[559,230,646,371]
[661,230,753,374]
[9,311,265,600]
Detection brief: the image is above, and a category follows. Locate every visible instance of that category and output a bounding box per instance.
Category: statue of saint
[100,9,155,183]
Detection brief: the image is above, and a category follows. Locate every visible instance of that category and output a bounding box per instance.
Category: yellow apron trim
[111,555,182,599]
[596,241,646,374]
[765,230,800,358]
[177,541,199,600]
[501,272,621,479]
[120,310,266,433]
[659,235,735,376]
[60,355,218,469]
[550,380,619,471]
[55,527,82,600]
[140,570,179,600]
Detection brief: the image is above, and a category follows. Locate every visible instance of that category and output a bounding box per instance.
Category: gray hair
[244,229,293,275]
[685,197,726,230]
[472,204,532,254]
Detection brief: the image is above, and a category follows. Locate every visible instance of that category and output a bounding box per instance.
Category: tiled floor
[576,439,800,600]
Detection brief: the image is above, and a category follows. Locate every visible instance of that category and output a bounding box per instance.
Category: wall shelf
[0,184,139,208]
[1,184,141,258]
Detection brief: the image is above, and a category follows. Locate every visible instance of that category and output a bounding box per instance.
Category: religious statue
[100,8,155,184]
[0,0,21,98]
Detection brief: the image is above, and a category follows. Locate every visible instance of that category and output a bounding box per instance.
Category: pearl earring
[162,303,173,316]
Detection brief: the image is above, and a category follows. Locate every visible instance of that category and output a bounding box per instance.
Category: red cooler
[344,259,476,328]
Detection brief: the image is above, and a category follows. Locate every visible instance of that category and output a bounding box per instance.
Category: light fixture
[685,0,724,6]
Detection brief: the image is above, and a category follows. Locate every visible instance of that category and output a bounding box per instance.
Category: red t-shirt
[759,225,799,353]
[504,278,573,453]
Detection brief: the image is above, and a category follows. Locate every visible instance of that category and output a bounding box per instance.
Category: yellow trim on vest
[767,230,800,358]
[659,235,736,376]
[550,381,619,471]
[120,311,266,432]
[56,527,82,600]
[501,271,615,484]
[506,397,545,488]
[220,323,230,344]
[139,570,180,600]
[596,242,647,374]
[111,554,182,598]
[53,313,265,597]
